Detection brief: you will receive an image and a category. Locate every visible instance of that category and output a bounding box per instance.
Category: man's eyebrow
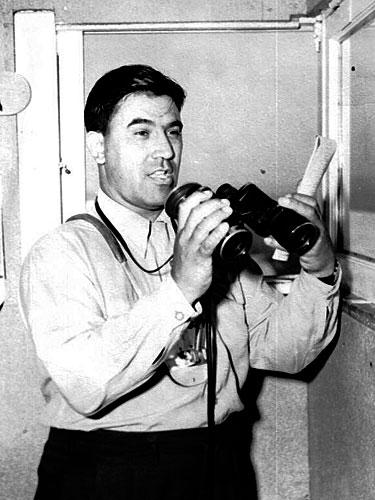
[127,118,183,129]
[127,118,153,128]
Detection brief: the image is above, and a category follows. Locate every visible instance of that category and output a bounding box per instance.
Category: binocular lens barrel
[164,183,203,220]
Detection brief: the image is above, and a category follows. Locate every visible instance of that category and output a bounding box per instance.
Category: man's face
[94,92,183,218]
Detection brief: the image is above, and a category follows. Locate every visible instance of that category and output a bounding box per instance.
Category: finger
[181,198,232,238]
[199,222,231,256]
[277,194,320,224]
[290,193,323,218]
[191,204,233,246]
[177,189,213,228]
[279,193,318,209]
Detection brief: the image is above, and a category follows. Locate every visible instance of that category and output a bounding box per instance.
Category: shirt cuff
[148,276,200,366]
[155,275,200,330]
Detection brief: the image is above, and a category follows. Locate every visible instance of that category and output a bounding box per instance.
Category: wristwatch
[316,260,339,286]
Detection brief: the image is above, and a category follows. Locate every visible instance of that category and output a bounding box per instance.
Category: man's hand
[274,193,336,277]
[265,193,335,276]
[171,189,232,304]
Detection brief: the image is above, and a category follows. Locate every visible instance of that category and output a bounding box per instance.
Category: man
[20,64,340,500]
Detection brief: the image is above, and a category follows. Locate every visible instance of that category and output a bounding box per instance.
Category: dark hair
[84,64,186,134]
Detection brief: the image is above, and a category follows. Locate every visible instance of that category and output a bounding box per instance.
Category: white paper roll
[272,135,337,261]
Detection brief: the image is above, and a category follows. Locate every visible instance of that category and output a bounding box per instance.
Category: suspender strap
[66,213,126,264]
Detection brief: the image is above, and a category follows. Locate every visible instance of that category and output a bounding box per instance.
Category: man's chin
[158,182,175,198]
[144,181,176,211]
[149,191,172,212]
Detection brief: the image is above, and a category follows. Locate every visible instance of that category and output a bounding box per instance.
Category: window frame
[323,1,375,301]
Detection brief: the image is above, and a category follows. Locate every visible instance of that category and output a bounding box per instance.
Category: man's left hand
[275,193,335,277]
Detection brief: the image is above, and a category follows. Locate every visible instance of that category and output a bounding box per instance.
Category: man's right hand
[171,189,232,304]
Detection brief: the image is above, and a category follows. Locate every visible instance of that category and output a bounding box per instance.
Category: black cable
[94,198,173,274]
[205,297,217,430]
[202,294,217,500]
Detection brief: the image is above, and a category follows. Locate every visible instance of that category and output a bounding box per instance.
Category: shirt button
[175,311,185,321]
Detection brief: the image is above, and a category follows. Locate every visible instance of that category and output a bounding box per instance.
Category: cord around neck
[94,198,173,274]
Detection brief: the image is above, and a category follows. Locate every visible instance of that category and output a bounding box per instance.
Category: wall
[0,2,319,499]
[309,309,375,499]
[82,30,319,209]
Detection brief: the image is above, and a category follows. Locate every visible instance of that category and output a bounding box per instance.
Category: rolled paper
[272,135,337,261]
[297,136,337,196]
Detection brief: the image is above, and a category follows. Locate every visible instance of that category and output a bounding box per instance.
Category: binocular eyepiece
[165,182,320,263]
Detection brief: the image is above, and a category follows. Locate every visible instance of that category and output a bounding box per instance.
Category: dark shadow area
[299,325,341,383]
[238,368,268,500]
[300,297,343,383]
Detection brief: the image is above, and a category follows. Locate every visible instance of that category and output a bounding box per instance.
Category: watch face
[165,317,207,387]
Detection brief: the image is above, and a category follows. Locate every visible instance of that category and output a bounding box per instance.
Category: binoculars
[165,182,320,262]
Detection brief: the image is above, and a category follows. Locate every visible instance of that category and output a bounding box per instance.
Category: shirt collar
[96,189,173,251]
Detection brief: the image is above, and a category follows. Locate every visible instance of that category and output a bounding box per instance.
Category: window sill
[342,293,375,332]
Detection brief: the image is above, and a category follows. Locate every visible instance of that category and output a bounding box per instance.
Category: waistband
[48,411,247,454]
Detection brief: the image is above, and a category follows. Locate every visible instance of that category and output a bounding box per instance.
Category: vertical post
[326,37,342,247]
[15,11,61,259]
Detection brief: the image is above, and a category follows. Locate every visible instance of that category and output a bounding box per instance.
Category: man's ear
[86,131,105,165]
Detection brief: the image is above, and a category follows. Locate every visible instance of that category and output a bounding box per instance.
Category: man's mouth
[149,170,173,185]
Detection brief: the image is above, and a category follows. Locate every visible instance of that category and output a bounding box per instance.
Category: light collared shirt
[19,189,341,432]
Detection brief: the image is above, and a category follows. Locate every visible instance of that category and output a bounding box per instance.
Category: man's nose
[152,132,175,160]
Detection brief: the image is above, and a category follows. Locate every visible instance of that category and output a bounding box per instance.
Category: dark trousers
[34,412,256,500]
